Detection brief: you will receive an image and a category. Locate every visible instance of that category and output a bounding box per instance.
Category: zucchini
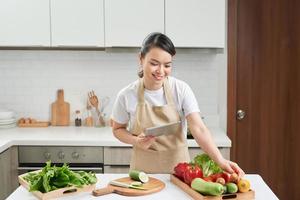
[191,178,224,196]
[129,170,149,183]
[226,182,238,194]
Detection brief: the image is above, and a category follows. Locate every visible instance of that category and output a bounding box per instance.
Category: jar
[75,110,82,127]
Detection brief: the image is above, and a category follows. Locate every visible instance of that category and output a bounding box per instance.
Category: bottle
[75,110,82,127]
[85,105,94,127]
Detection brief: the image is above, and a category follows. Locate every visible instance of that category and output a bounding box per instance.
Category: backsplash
[0,50,226,129]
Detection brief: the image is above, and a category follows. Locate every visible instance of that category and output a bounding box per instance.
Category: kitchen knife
[109,180,147,190]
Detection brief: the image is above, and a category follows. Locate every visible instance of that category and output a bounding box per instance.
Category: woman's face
[140,47,173,90]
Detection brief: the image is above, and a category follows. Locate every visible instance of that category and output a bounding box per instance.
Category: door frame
[227,0,238,161]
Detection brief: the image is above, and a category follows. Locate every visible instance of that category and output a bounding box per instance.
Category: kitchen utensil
[88,90,105,126]
[92,176,165,197]
[18,170,96,200]
[100,96,110,113]
[51,89,70,126]
[109,180,147,190]
[170,174,255,200]
[144,121,181,137]
[88,90,99,109]
[85,102,94,127]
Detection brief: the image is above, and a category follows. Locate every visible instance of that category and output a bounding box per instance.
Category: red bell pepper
[173,162,190,181]
[183,165,203,186]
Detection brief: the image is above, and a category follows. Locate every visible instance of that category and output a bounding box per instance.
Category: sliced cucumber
[129,170,149,183]
[131,181,143,186]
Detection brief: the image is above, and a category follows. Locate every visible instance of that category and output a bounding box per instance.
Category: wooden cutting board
[92,176,165,197]
[170,174,255,200]
[18,121,50,127]
[19,170,95,200]
[51,89,70,126]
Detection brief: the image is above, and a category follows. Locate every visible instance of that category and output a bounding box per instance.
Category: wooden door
[228,0,300,199]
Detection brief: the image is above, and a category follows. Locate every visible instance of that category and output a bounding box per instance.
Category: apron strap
[163,78,175,106]
[137,78,145,104]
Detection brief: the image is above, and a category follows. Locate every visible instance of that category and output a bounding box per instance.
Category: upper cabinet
[165,0,225,48]
[104,0,164,47]
[51,0,104,47]
[0,0,225,48]
[0,0,50,46]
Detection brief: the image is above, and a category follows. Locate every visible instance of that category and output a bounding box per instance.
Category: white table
[7,174,278,200]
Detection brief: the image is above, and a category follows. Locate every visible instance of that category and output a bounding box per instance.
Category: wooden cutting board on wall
[51,89,70,126]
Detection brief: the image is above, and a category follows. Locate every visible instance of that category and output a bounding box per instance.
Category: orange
[237,179,250,193]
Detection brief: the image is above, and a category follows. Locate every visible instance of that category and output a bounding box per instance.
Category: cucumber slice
[129,170,149,183]
[131,181,143,186]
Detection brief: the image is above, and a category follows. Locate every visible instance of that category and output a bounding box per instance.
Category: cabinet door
[104,147,132,165]
[0,0,50,46]
[105,0,164,47]
[0,149,10,199]
[51,0,104,47]
[104,166,130,174]
[165,0,225,48]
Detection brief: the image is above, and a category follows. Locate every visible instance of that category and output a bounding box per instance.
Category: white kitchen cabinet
[0,147,18,200]
[51,0,104,47]
[104,0,164,47]
[165,0,225,48]
[0,0,50,46]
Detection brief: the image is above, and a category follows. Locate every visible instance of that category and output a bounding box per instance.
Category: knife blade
[109,180,147,190]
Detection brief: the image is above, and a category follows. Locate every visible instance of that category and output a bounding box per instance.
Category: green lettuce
[23,161,97,193]
[193,153,223,177]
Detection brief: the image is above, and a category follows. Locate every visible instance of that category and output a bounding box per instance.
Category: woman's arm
[186,112,244,177]
[112,120,156,149]
[186,112,224,164]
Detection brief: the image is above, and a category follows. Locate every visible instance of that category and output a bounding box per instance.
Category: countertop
[0,126,231,154]
[7,174,278,200]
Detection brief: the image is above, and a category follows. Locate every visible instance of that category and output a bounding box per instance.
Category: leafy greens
[193,153,223,177]
[23,161,97,193]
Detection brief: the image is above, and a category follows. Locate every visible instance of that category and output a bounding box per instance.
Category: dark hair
[138,32,176,78]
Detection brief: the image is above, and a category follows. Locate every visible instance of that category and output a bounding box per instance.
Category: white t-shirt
[111,76,200,135]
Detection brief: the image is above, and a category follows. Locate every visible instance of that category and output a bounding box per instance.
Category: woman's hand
[134,133,156,150]
[218,158,245,178]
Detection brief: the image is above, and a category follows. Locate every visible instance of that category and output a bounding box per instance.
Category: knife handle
[92,186,115,196]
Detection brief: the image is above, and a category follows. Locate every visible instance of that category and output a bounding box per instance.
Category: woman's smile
[152,72,164,81]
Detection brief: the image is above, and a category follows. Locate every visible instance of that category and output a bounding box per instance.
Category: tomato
[221,172,231,183]
[183,165,203,186]
[173,162,190,180]
[207,172,231,183]
[203,176,214,182]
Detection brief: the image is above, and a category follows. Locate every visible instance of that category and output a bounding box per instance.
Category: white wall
[0,50,226,129]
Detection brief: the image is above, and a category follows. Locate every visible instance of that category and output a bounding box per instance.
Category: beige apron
[130,78,190,173]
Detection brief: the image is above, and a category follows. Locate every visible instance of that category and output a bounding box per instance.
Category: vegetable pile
[173,153,251,196]
[23,161,97,193]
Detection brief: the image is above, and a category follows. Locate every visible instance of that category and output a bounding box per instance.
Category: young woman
[111,32,244,176]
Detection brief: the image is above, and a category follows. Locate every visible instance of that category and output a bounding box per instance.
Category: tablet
[144,121,181,137]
